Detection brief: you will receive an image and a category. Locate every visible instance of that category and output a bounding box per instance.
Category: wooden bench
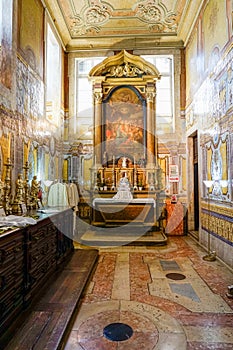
[1,249,99,350]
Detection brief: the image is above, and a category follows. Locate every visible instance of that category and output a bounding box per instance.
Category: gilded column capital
[146,92,156,102]
[94,91,103,104]
[146,84,156,103]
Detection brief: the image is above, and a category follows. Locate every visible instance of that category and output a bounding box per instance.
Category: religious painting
[103,86,146,160]
[203,0,228,70]
[18,0,44,78]
[0,0,13,89]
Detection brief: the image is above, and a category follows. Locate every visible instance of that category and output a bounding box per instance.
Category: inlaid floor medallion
[166,272,186,280]
[103,322,133,341]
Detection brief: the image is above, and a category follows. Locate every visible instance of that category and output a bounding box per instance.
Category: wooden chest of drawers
[0,208,74,334]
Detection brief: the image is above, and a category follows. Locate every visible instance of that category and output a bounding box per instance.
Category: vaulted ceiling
[44,0,204,52]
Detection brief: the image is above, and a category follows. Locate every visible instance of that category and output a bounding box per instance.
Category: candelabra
[203,180,216,262]
[23,161,31,208]
[3,158,12,215]
[0,177,4,209]
[133,158,138,190]
[110,156,115,190]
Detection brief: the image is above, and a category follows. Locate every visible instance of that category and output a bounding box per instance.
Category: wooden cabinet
[0,208,74,334]
[0,229,25,332]
[25,218,58,302]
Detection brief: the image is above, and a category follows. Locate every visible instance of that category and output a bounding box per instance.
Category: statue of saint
[15,173,25,203]
[31,176,39,199]
[122,157,127,168]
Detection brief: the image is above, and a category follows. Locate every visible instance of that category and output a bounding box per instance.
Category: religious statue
[122,157,127,168]
[14,173,25,204]
[11,173,25,214]
[30,175,40,208]
[113,172,133,200]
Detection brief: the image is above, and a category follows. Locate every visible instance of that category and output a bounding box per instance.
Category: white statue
[122,157,127,168]
[113,173,133,200]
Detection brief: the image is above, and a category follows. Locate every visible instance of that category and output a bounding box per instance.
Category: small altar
[92,197,156,227]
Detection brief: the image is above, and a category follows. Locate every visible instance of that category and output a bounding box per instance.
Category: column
[93,85,103,167]
[146,83,156,168]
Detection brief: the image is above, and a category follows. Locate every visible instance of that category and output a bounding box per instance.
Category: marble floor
[65,236,233,350]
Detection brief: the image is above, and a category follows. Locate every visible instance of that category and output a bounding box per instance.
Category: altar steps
[79,228,167,247]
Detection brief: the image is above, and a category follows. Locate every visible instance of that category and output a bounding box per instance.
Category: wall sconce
[203,180,216,262]
[219,180,228,191]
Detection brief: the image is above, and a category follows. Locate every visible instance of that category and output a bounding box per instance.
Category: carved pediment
[89,50,160,79]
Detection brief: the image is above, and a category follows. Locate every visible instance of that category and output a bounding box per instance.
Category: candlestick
[7,133,11,158]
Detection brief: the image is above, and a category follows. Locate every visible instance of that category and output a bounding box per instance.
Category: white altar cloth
[93,197,156,208]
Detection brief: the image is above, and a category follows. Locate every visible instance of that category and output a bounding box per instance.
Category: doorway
[193,133,199,232]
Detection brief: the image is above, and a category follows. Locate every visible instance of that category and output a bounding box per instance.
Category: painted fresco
[19,0,44,78]
[0,0,13,89]
[103,87,145,159]
[16,59,44,118]
[203,0,228,70]
[185,28,198,102]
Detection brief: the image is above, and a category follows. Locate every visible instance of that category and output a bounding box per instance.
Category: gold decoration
[3,158,12,215]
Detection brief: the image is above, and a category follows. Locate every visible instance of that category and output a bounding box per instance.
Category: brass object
[203,251,216,262]
[30,175,40,209]
[23,161,31,208]
[202,181,216,262]
[3,158,12,215]
[12,173,25,214]
[0,177,4,209]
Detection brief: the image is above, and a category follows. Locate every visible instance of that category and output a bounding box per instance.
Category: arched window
[46,23,61,127]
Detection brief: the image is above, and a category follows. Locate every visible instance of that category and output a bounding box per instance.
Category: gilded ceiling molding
[134,0,177,33]
[70,0,112,36]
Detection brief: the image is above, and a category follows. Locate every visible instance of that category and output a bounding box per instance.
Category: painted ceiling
[44,0,204,51]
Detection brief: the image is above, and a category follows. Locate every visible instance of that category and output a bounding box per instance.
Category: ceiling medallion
[135,0,177,33]
[70,0,112,36]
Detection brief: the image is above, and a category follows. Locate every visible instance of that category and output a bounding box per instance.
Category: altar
[88,51,163,231]
[92,197,156,227]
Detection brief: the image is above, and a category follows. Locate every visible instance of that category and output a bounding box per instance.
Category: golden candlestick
[3,158,13,215]
[23,161,31,208]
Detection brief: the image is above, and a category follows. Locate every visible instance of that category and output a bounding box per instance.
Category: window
[75,57,104,139]
[75,55,174,141]
[0,1,2,48]
[142,55,174,134]
[46,23,61,127]
[0,0,13,89]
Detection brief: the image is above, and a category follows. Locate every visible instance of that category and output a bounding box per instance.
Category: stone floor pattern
[65,236,233,349]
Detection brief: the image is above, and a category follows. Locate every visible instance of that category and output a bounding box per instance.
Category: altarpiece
[89,50,163,227]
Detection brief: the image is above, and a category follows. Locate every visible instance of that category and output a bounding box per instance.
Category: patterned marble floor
[65,236,233,349]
